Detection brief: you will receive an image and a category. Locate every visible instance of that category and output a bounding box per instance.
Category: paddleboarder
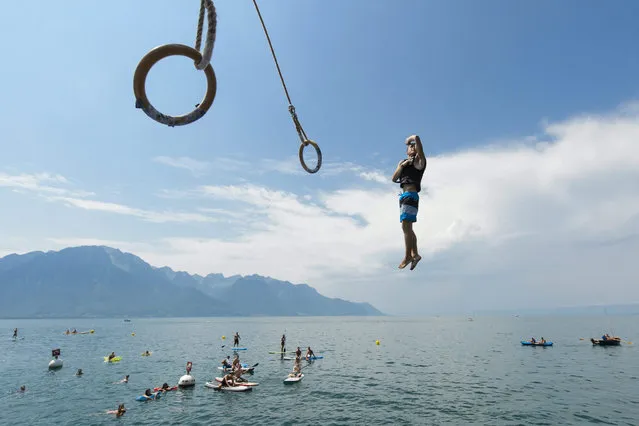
[233,332,240,347]
[281,334,286,353]
[13,328,18,338]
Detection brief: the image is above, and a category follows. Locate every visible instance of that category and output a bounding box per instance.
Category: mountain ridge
[0,245,383,318]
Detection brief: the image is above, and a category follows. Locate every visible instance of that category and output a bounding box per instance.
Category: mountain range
[0,246,383,318]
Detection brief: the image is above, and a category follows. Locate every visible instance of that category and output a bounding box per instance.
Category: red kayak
[153,386,178,392]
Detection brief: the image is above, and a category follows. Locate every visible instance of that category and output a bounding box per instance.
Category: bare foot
[398,257,412,269]
[410,255,422,270]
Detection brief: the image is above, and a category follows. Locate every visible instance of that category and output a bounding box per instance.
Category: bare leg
[399,221,414,268]
[410,229,422,270]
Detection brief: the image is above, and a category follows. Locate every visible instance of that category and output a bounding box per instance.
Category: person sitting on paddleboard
[222,356,232,368]
[218,373,236,388]
[295,347,302,358]
[305,347,315,360]
[72,328,77,334]
[530,337,536,344]
[233,332,240,347]
[143,350,151,356]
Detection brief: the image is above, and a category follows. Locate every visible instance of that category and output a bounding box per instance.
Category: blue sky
[1,1,639,315]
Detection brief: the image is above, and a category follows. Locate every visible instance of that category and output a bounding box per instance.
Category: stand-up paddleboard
[205,382,252,392]
[214,377,259,386]
[230,347,247,351]
[283,355,323,361]
[104,356,122,363]
[284,374,304,384]
[136,392,161,401]
[217,366,253,373]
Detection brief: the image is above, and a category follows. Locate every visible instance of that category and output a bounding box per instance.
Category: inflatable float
[104,356,122,363]
[136,392,161,401]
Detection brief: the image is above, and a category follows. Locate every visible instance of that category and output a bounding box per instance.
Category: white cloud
[152,156,250,176]
[5,103,639,314]
[51,197,218,224]
[152,156,210,176]
[118,102,639,314]
[0,172,92,197]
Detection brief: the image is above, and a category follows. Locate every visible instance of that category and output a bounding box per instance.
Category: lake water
[1,316,638,425]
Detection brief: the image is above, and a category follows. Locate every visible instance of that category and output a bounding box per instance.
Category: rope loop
[298,139,322,174]
[194,0,217,70]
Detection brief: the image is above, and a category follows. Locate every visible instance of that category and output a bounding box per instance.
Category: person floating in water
[233,332,240,347]
[221,356,232,369]
[119,375,129,383]
[17,385,26,393]
[76,368,83,376]
[391,134,427,271]
[107,403,126,417]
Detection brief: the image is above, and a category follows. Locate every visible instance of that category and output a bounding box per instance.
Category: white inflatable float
[49,348,63,369]
[178,361,195,387]
[48,358,63,369]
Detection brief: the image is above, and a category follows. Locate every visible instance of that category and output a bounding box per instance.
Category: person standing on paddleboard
[391,134,427,271]
[13,328,18,338]
[233,332,240,347]
[281,334,286,352]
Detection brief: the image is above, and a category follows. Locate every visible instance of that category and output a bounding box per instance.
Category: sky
[1,0,639,315]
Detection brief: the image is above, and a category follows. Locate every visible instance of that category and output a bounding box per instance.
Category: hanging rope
[194,0,217,70]
[133,0,218,127]
[251,0,322,174]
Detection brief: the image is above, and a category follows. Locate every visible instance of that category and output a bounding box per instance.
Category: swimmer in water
[76,368,83,376]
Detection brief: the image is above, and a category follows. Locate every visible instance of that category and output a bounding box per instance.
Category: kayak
[205,382,252,392]
[284,374,304,384]
[136,392,161,401]
[521,341,553,346]
[104,356,122,363]
[214,377,259,386]
[153,386,178,392]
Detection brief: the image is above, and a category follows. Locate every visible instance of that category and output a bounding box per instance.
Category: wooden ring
[133,44,217,127]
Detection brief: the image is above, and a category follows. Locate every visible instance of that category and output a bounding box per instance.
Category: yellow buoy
[131,333,135,336]
[375,340,380,345]
[222,335,226,340]
[90,330,95,333]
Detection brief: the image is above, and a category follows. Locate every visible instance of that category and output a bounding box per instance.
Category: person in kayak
[305,347,316,360]
[391,134,427,270]
[107,352,116,361]
[233,332,240,347]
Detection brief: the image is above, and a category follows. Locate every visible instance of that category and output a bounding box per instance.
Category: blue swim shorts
[399,192,419,222]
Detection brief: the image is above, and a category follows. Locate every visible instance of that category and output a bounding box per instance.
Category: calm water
[1,316,638,425]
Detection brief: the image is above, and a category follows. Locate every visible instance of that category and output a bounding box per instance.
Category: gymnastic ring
[298,139,322,174]
[133,44,217,127]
